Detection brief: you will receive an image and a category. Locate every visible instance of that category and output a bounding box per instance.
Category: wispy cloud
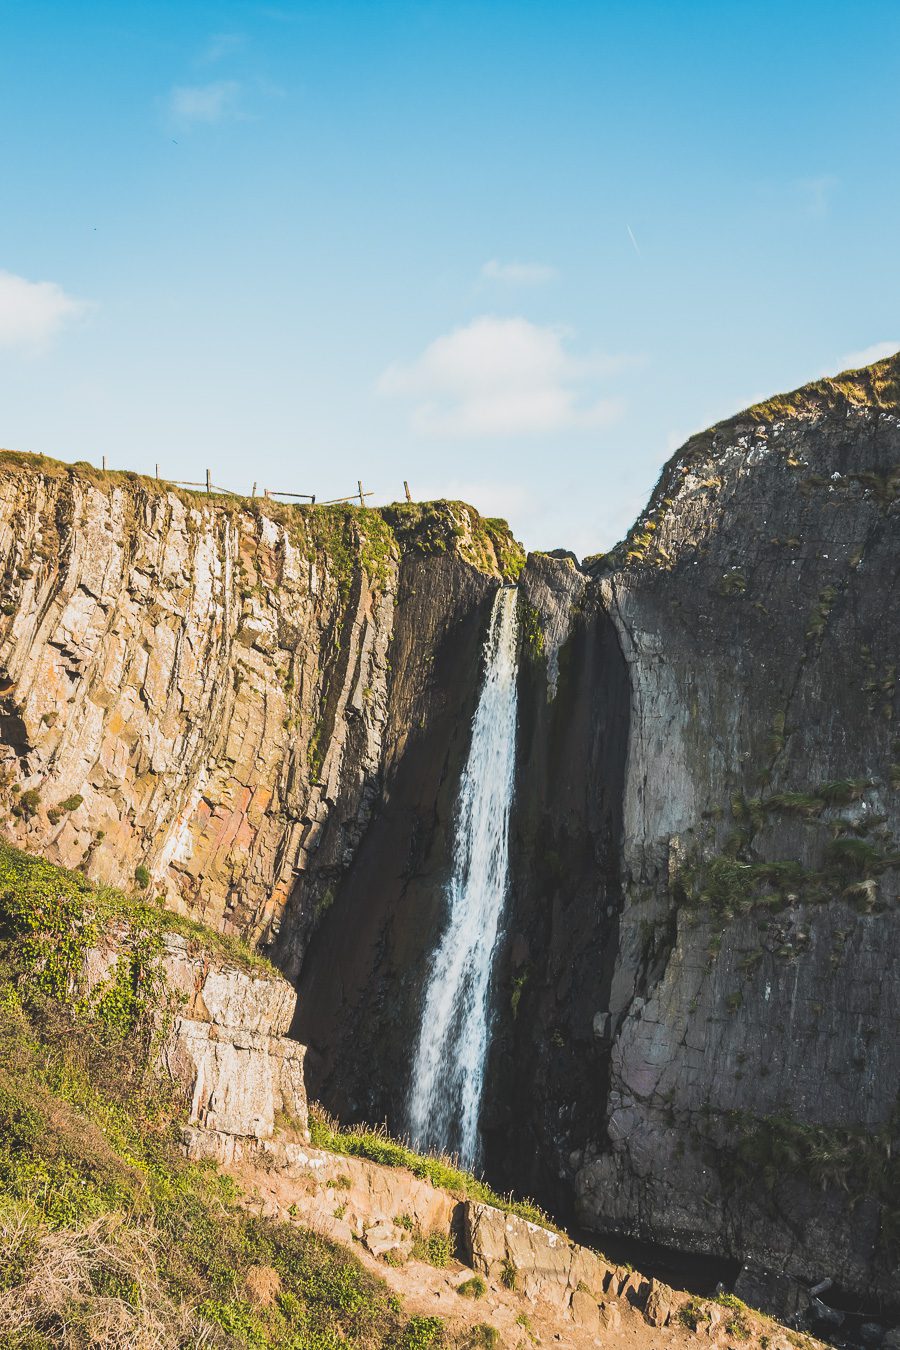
[201,32,244,64]
[796,174,838,218]
[834,341,898,371]
[377,315,627,438]
[480,259,557,286]
[167,80,241,126]
[0,270,89,351]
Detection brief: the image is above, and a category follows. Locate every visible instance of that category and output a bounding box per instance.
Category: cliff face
[1,353,898,1318]
[0,458,519,965]
[573,356,900,1311]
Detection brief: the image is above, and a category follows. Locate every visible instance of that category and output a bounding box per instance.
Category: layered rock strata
[0,458,517,964]
[83,925,309,1145]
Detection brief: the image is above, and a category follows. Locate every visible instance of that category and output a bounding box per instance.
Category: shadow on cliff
[292,565,497,1132]
[481,593,630,1219]
[293,561,631,1231]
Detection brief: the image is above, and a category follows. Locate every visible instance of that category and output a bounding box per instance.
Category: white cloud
[167,80,241,125]
[481,259,558,286]
[0,270,88,350]
[834,341,899,371]
[377,315,626,438]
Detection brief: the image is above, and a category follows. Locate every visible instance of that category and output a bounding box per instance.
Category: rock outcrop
[82,922,309,1147]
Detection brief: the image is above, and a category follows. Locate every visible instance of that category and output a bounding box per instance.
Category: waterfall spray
[407,586,519,1168]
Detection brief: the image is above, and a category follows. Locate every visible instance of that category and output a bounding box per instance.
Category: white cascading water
[407,586,519,1168]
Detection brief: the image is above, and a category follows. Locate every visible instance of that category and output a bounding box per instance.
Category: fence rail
[95,461,411,508]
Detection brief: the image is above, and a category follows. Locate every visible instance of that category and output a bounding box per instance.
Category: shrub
[133,866,151,890]
[500,1256,517,1289]
[456,1275,487,1298]
[11,789,40,820]
[399,1315,446,1348]
[411,1229,454,1268]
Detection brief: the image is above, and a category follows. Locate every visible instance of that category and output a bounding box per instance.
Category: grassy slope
[307,1106,560,1235]
[0,843,451,1349]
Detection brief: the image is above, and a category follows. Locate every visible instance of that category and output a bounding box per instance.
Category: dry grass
[0,1204,222,1349]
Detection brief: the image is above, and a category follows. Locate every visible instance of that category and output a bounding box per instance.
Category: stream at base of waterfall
[407,586,519,1169]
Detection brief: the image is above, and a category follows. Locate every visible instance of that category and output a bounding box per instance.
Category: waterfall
[407,586,519,1168]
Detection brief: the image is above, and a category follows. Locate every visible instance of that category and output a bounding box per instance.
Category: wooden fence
[97,458,415,507]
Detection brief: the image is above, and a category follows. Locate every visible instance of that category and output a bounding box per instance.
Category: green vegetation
[679,1297,709,1331]
[681,776,899,921]
[397,1317,446,1348]
[509,968,529,1019]
[731,779,873,828]
[0,931,428,1346]
[517,600,545,660]
[0,842,482,1347]
[679,844,897,921]
[499,1257,517,1290]
[456,1275,486,1299]
[11,788,41,819]
[607,352,900,556]
[482,517,525,583]
[308,1105,560,1232]
[0,842,273,999]
[411,1229,455,1268]
[714,1109,899,1258]
[380,502,524,582]
[466,1327,499,1349]
[805,585,838,642]
[715,1292,752,1340]
[299,504,398,602]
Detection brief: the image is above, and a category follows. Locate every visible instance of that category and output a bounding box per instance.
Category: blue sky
[1,0,897,555]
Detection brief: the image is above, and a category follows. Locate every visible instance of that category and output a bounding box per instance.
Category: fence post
[404,480,412,503]
[155,463,160,480]
[311,494,316,504]
[206,468,211,494]
[358,480,364,507]
[102,455,107,472]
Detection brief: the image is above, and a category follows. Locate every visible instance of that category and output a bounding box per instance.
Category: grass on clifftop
[0,840,274,992]
[0,845,463,1349]
[308,1104,561,1234]
[0,450,524,587]
[593,349,900,577]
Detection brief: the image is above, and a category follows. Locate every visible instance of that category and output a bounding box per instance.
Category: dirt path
[197,1129,820,1350]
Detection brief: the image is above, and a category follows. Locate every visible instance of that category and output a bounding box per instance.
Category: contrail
[626,224,641,257]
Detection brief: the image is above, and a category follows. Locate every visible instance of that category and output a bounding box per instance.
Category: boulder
[463,1201,613,1309]
[363,1221,412,1261]
[598,1300,622,1332]
[644,1278,675,1327]
[570,1288,601,1334]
